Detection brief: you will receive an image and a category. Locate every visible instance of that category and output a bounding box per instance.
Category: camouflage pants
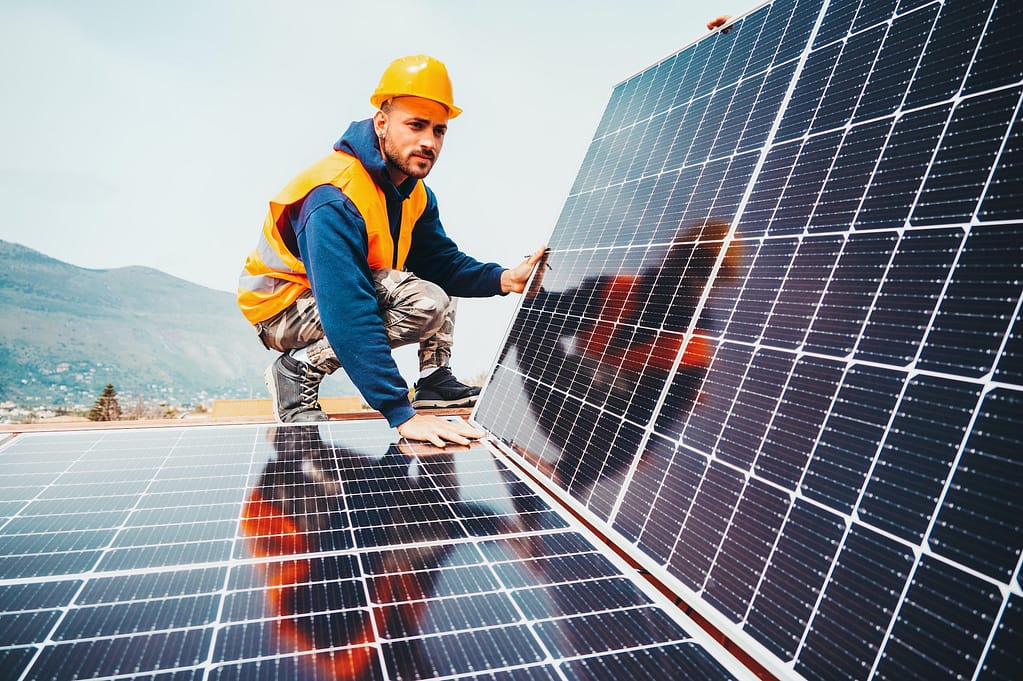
[255,270,457,374]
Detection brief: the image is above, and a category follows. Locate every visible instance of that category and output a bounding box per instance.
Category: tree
[87,384,122,421]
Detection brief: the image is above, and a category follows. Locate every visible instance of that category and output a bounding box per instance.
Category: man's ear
[372,110,388,139]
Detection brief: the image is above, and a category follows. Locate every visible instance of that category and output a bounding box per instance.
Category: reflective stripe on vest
[237,151,428,324]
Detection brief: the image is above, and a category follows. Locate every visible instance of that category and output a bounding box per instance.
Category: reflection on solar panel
[0,423,743,680]
[475,0,1023,679]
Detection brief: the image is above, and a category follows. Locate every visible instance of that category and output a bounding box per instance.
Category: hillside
[0,240,356,408]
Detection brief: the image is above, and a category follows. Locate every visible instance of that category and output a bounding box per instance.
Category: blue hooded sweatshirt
[289,119,505,427]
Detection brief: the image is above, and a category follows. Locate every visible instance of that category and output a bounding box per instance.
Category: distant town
[1,360,261,424]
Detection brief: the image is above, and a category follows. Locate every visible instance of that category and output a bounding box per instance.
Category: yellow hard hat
[370,54,462,118]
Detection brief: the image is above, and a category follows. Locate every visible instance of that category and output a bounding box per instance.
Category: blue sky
[0,0,740,380]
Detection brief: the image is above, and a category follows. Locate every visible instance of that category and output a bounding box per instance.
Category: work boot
[264,352,328,423]
[411,367,481,409]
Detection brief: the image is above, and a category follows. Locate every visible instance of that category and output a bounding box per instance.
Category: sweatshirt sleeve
[404,187,506,296]
[294,186,416,428]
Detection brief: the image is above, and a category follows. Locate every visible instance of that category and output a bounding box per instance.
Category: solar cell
[981,593,1023,680]
[475,0,1023,679]
[744,499,845,660]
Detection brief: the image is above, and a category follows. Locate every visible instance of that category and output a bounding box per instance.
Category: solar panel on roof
[475,0,1023,679]
[0,423,744,680]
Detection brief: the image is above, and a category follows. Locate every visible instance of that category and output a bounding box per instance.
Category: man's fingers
[521,246,547,268]
[519,246,548,282]
[457,422,485,439]
[446,433,471,446]
[528,246,548,268]
[398,413,484,446]
[707,15,731,30]
[444,421,484,444]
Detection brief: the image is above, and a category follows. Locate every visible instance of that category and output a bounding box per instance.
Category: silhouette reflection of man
[505,221,740,503]
[238,424,563,679]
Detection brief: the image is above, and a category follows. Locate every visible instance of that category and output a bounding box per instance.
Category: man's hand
[524,247,550,300]
[501,246,547,294]
[396,413,485,448]
[707,15,732,31]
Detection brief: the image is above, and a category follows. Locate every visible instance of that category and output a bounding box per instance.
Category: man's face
[373,96,449,184]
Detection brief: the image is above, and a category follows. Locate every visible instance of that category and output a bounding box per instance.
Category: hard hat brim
[370,93,462,118]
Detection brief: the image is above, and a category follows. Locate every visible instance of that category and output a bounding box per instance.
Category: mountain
[0,240,356,408]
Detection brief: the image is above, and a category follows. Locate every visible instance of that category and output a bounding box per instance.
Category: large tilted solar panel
[0,423,747,681]
[474,0,1023,679]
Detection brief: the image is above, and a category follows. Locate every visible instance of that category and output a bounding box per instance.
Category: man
[238,54,544,446]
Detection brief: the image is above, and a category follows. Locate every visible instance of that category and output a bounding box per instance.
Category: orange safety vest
[237,150,429,324]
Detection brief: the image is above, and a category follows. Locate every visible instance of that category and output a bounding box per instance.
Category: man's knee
[414,285,449,315]
[382,275,454,345]
[402,278,451,320]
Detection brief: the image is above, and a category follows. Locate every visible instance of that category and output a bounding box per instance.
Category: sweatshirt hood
[334,119,419,200]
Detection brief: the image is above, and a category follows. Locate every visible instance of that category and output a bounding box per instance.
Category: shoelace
[299,365,324,409]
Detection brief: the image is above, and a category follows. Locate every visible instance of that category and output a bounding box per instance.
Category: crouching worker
[238,54,544,446]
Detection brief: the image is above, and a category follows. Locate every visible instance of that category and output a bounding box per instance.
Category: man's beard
[382,138,435,180]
